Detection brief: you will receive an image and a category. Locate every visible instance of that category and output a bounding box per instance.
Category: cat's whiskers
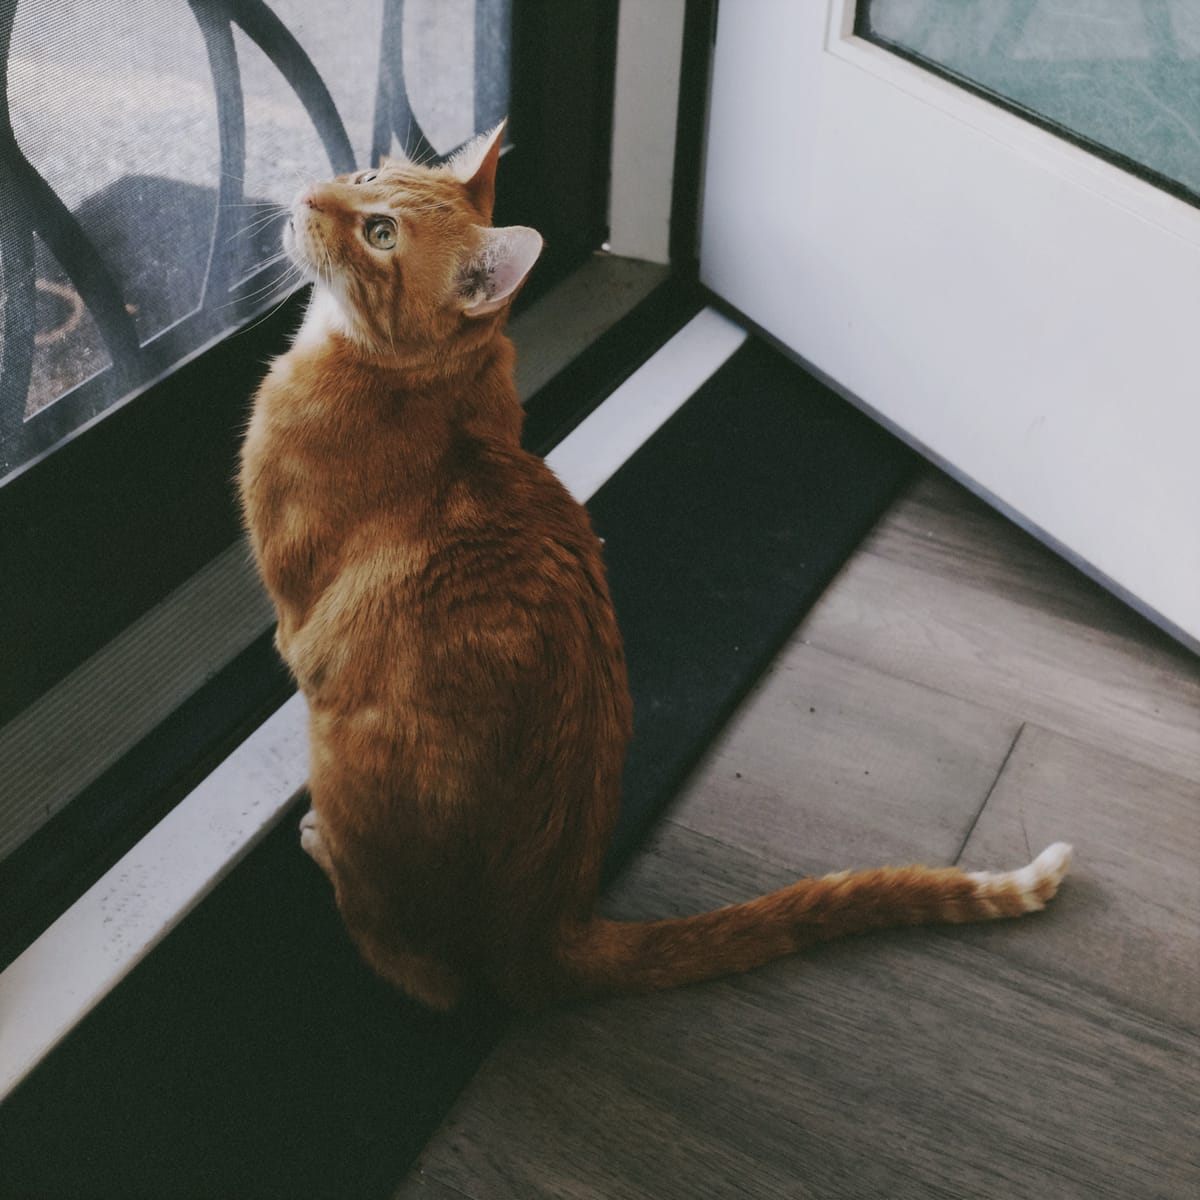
[400,128,447,170]
[225,210,290,244]
[318,251,340,307]
[225,274,301,310]
[219,258,305,311]
[228,262,295,298]
[233,278,307,338]
[244,209,290,234]
[399,130,422,167]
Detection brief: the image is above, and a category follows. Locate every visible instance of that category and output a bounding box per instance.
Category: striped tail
[557,843,1072,998]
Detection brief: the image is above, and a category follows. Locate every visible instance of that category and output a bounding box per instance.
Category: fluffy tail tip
[1032,841,1073,881]
[967,841,1073,914]
[1023,841,1073,910]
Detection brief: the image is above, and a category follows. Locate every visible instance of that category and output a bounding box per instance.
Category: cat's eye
[365,217,398,250]
[355,171,378,184]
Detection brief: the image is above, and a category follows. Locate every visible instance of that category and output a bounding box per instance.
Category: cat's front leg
[299,806,335,877]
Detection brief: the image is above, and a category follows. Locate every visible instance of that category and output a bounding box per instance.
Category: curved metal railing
[0,0,506,478]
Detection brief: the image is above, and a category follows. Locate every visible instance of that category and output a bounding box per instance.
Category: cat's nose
[297,181,344,212]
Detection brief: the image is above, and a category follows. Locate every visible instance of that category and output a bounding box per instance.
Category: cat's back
[245,344,626,726]
[299,411,631,833]
[415,429,624,671]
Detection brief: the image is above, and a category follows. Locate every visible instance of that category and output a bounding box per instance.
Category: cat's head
[284,121,542,359]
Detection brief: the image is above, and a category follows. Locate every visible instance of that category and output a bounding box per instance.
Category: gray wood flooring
[396,469,1199,1200]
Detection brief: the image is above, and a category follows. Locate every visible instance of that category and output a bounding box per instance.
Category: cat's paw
[299,807,334,874]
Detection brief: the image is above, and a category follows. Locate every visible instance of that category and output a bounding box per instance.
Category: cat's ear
[459,225,543,319]
[447,120,506,220]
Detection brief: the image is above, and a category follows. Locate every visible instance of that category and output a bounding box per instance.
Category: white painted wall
[607,0,687,263]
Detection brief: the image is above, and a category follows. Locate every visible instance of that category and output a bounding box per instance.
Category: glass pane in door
[859,1,1200,204]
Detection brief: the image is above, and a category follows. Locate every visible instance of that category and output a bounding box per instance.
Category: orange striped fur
[239,123,1071,1011]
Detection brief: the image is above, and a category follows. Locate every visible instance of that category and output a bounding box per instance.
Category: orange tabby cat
[239,123,1071,1011]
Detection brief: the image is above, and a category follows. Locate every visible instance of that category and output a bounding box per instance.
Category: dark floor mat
[0,336,916,1200]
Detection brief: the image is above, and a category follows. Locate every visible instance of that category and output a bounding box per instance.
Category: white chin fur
[292,286,351,351]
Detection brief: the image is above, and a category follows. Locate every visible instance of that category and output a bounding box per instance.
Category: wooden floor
[396,470,1199,1200]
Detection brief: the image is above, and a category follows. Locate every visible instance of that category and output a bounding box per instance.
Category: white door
[701,0,1200,649]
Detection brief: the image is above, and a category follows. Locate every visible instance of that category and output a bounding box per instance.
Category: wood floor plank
[862,472,1181,643]
[395,469,1198,1200]
[399,825,1198,1200]
[393,1174,473,1200]
[661,640,1020,875]
[954,724,1200,1031]
[510,256,669,400]
[798,543,1200,783]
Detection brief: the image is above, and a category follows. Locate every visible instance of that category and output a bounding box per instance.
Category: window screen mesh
[0,0,511,478]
